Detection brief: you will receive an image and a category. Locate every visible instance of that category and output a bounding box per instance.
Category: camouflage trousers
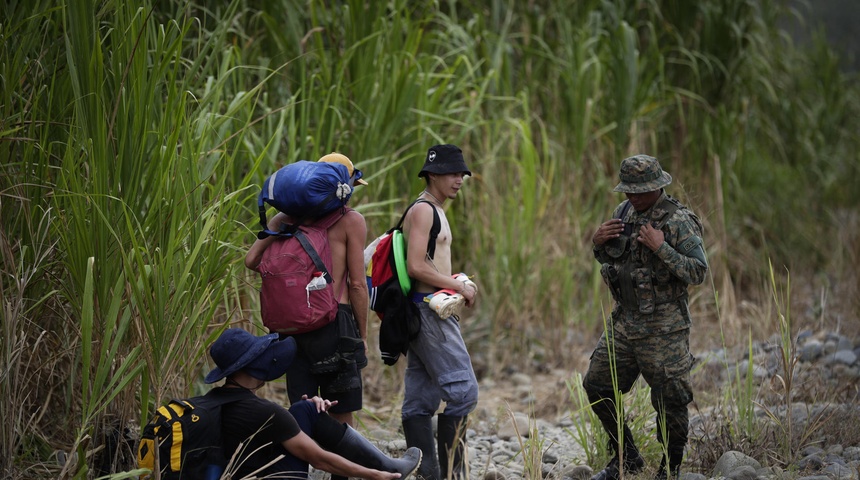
[582,326,694,449]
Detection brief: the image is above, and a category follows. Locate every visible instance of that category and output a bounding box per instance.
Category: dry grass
[688,401,860,474]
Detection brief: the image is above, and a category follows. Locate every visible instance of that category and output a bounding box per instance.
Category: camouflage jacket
[593,192,707,337]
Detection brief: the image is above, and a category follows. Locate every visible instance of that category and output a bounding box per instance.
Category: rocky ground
[335,329,860,480]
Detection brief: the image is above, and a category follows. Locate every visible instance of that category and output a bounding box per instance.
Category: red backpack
[364,200,439,365]
[256,209,349,334]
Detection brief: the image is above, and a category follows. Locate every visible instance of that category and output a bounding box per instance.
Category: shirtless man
[245,153,369,446]
[400,144,479,480]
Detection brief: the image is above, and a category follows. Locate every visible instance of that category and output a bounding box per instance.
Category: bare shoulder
[407,200,439,222]
[330,209,366,238]
[341,208,366,225]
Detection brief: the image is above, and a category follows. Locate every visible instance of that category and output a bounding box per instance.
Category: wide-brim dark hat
[418,144,471,178]
[204,329,296,383]
[244,336,297,381]
[612,154,672,194]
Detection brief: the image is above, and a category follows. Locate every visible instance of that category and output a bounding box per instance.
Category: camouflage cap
[612,155,672,193]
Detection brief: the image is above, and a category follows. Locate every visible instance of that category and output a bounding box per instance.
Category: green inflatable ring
[392,230,411,295]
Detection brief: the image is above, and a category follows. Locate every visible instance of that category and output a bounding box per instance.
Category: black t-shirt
[210,386,302,476]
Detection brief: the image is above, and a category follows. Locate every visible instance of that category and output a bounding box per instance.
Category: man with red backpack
[245,152,370,459]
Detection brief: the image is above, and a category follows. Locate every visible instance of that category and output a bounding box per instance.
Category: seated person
[205,328,421,479]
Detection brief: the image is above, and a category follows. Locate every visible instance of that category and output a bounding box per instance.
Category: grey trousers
[401,302,479,419]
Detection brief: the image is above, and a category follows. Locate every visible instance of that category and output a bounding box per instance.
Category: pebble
[832,350,857,365]
[319,330,860,479]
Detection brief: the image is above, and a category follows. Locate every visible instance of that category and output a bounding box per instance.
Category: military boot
[591,451,645,480]
[590,425,645,480]
[654,447,684,480]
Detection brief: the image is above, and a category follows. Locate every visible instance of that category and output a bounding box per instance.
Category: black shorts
[283,305,364,413]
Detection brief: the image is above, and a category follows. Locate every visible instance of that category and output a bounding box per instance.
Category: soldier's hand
[592,218,624,246]
[636,223,664,251]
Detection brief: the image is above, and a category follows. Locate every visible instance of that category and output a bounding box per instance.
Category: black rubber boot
[437,415,468,480]
[586,386,645,480]
[403,416,440,480]
[654,446,684,480]
[591,450,645,480]
[654,404,687,480]
[589,425,645,480]
[332,426,422,478]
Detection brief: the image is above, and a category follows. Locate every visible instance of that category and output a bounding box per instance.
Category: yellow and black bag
[137,391,238,480]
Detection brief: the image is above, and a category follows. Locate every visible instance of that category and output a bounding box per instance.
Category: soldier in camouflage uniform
[584,155,708,480]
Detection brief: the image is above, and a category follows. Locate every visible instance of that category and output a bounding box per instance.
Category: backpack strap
[294,232,331,282]
[616,197,680,233]
[291,209,348,285]
[616,200,633,236]
[257,190,344,239]
[652,196,681,230]
[396,199,441,259]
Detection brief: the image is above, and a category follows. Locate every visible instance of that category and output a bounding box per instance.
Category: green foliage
[1,0,858,475]
[565,373,659,469]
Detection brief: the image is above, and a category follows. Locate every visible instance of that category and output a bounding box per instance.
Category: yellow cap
[318,152,368,185]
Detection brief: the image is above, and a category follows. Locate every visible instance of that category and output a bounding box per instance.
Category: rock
[765,350,782,374]
[801,446,826,457]
[798,454,825,471]
[510,372,532,386]
[466,446,479,463]
[543,450,559,464]
[727,465,760,480]
[560,464,593,480]
[835,335,854,352]
[832,350,857,365]
[369,427,398,441]
[756,465,783,478]
[823,463,856,480]
[713,451,762,478]
[352,328,860,480]
[507,462,524,476]
[799,340,823,362]
[482,468,507,480]
[497,412,530,439]
[824,453,847,465]
[797,330,814,341]
[682,473,707,480]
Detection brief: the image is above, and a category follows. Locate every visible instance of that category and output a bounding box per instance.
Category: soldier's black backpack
[137,391,239,480]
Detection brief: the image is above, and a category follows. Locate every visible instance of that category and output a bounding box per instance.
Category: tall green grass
[1,0,858,475]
